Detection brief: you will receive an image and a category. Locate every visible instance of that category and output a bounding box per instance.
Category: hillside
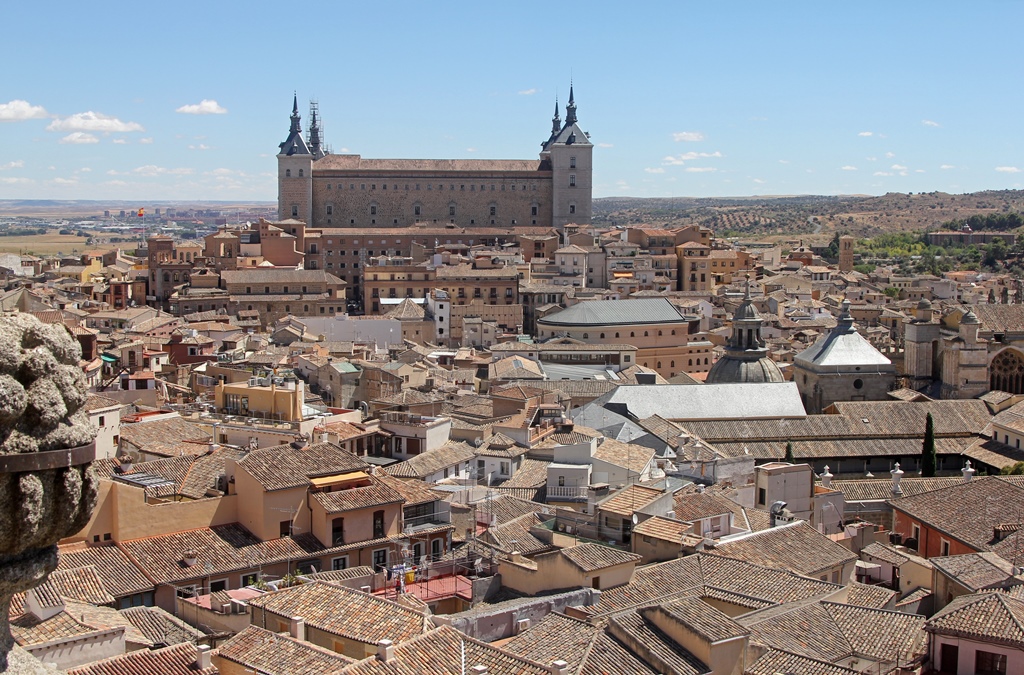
[593,190,1024,242]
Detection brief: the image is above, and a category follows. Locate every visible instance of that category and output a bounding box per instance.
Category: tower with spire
[277,93,313,224]
[541,81,593,230]
[307,99,327,160]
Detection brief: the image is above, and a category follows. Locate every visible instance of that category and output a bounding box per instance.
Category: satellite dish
[631,514,639,525]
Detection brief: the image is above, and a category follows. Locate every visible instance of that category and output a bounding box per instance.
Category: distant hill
[593,190,1024,241]
[0,200,275,218]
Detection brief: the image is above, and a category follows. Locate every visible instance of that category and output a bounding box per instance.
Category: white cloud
[644,167,665,174]
[208,168,236,176]
[996,166,1022,173]
[685,167,717,173]
[175,99,227,115]
[517,88,537,96]
[465,147,476,153]
[106,169,121,175]
[139,137,154,144]
[866,156,878,162]
[0,99,49,121]
[188,144,211,151]
[922,119,940,127]
[885,152,896,158]
[752,178,765,184]
[112,138,128,144]
[52,177,78,185]
[663,151,722,166]
[597,143,614,148]
[48,111,144,133]
[915,169,926,173]
[858,131,873,137]
[672,131,704,142]
[891,164,908,171]
[873,171,893,177]
[59,132,99,144]
[133,165,193,177]
[841,165,858,171]
[940,164,955,170]
[78,167,91,173]
[0,177,32,185]
[778,159,790,164]
[104,180,128,187]
[0,160,25,170]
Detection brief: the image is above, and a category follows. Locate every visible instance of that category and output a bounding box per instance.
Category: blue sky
[2,1,1023,202]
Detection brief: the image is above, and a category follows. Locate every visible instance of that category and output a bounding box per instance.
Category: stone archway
[990,348,1024,394]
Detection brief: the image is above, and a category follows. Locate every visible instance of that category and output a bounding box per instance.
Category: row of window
[321,182,541,192]
[325,204,542,218]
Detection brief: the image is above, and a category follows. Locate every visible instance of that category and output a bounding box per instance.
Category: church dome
[706,353,785,385]
[917,297,933,310]
[962,308,980,324]
[734,300,761,322]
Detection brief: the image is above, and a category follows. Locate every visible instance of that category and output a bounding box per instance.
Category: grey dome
[917,297,933,310]
[706,353,785,385]
[734,300,761,322]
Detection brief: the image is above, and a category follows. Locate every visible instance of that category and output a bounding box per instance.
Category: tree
[921,413,937,477]
[785,442,795,463]
[1000,461,1024,475]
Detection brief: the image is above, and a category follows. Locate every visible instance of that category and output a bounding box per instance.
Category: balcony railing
[546,485,589,500]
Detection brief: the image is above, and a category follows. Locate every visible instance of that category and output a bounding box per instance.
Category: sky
[3,1,1024,202]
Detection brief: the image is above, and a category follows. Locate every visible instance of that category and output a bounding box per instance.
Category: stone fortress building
[277,85,593,231]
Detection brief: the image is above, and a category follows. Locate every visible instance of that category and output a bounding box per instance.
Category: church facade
[277,88,593,231]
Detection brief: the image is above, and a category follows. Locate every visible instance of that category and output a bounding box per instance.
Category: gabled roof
[538,298,686,327]
[65,642,218,675]
[237,441,368,492]
[927,592,1024,647]
[216,625,353,674]
[713,521,857,577]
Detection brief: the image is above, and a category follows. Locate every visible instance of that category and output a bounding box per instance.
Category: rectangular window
[569,204,576,214]
[331,556,349,571]
[975,650,1007,675]
[332,518,344,546]
[209,578,228,593]
[279,520,291,538]
[569,174,576,187]
[372,548,387,570]
[373,509,385,539]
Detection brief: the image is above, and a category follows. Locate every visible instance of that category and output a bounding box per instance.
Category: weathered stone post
[0,314,97,671]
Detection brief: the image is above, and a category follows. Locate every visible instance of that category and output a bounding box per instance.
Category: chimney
[117,454,133,473]
[360,585,372,594]
[820,465,833,489]
[377,639,396,663]
[509,551,523,564]
[962,460,976,482]
[181,551,198,567]
[469,667,488,675]
[195,645,212,670]
[549,660,570,675]
[891,463,904,496]
[289,616,305,641]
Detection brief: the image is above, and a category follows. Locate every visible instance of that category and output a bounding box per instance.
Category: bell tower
[277,93,313,225]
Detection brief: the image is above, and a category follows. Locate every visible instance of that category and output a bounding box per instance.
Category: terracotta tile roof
[843,582,899,609]
[746,649,859,675]
[58,545,154,598]
[927,592,1024,647]
[117,523,322,585]
[930,551,1024,591]
[312,478,404,514]
[383,441,476,479]
[11,609,100,647]
[889,476,1024,551]
[249,581,428,646]
[969,303,1024,332]
[672,492,736,523]
[579,631,660,675]
[593,438,655,476]
[597,484,664,518]
[655,596,748,643]
[561,543,641,573]
[84,393,122,412]
[742,601,926,665]
[217,625,353,674]
[713,522,857,577]
[633,516,688,543]
[36,565,115,607]
[577,552,840,619]
[375,472,438,507]
[495,458,549,490]
[502,612,600,673]
[481,513,551,556]
[119,415,210,458]
[339,624,550,675]
[66,642,218,675]
[120,606,203,646]
[302,566,376,584]
[608,611,709,675]
[238,441,368,491]
[861,542,911,566]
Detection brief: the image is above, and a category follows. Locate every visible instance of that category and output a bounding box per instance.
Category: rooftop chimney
[891,463,904,496]
[377,639,396,663]
[962,460,976,482]
[117,454,133,473]
[820,465,833,489]
[289,616,305,641]
[549,660,570,675]
[195,645,212,671]
[181,550,198,567]
[469,666,488,675]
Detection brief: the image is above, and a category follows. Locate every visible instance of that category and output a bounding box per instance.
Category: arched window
[689,359,693,366]
[630,332,635,338]
[704,357,709,365]
[990,349,1024,393]
[600,333,605,339]
[658,330,663,336]
[582,333,589,339]
[644,331,649,337]
[657,362,662,369]
[670,361,675,368]
[286,169,291,177]
[163,272,170,283]
[298,169,304,177]
[615,332,620,338]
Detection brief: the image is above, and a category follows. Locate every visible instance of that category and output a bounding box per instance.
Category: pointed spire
[551,97,561,136]
[289,92,302,136]
[565,81,577,125]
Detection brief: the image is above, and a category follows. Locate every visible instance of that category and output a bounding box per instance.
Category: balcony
[403,509,452,534]
[546,485,589,500]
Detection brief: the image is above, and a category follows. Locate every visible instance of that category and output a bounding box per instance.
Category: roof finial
[565,80,577,125]
[292,91,298,115]
[551,96,561,136]
[744,274,751,301]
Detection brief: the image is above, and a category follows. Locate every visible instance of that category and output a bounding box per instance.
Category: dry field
[0,233,90,256]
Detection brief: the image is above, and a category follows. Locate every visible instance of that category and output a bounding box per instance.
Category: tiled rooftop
[216,625,353,674]
[713,521,857,577]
